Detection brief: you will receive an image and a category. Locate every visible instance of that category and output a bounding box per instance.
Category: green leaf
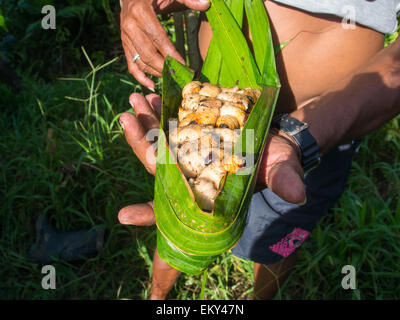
[201,0,245,85]
[160,57,194,129]
[244,0,280,87]
[218,0,245,85]
[0,13,8,32]
[213,86,279,217]
[205,0,260,88]
[244,0,269,74]
[154,0,281,275]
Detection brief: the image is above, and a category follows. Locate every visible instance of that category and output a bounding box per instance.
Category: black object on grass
[28,213,105,263]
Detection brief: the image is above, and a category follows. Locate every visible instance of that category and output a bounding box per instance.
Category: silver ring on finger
[132,53,140,63]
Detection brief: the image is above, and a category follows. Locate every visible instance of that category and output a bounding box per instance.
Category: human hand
[120,0,210,91]
[118,97,307,227]
[257,129,306,205]
[118,92,162,226]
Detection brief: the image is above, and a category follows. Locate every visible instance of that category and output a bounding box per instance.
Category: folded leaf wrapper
[154,0,281,275]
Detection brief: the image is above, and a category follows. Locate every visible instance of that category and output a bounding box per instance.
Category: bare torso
[198,1,384,113]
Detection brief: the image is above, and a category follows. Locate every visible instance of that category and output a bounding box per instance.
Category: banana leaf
[154,0,280,275]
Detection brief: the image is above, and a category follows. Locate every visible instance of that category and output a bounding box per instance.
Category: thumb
[267,161,307,205]
[178,0,210,11]
[118,201,156,226]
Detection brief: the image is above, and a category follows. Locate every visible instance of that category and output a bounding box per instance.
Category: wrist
[270,127,302,161]
[290,101,328,154]
[271,113,321,173]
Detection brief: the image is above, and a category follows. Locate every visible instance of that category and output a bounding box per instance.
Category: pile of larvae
[168,81,260,212]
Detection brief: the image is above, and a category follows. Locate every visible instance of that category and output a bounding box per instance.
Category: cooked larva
[219,104,247,127]
[182,94,201,111]
[215,115,240,130]
[217,92,251,110]
[198,83,221,97]
[182,81,201,97]
[170,81,260,212]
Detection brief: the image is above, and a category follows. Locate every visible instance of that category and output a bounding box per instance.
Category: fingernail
[129,95,135,107]
[297,196,307,206]
[119,216,128,224]
[147,86,155,92]
[119,118,125,130]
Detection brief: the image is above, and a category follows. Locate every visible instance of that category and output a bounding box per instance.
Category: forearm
[291,38,400,154]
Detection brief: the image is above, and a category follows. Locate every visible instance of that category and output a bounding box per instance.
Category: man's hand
[120,0,210,91]
[118,93,161,226]
[257,130,306,205]
[118,94,307,227]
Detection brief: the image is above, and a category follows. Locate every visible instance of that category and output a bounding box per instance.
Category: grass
[0,53,156,299]
[1,47,399,299]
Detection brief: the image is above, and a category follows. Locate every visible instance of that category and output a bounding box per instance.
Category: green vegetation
[0,0,121,79]
[0,1,399,300]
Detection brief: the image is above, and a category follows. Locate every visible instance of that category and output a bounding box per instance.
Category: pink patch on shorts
[269,227,310,258]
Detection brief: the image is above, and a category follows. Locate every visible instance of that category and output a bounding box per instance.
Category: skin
[118,0,400,299]
[120,0,211,90]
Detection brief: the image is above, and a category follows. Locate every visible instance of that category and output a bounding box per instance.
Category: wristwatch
[272,113,321,173]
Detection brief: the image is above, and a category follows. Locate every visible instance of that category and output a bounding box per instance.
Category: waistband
[272,0,400,34]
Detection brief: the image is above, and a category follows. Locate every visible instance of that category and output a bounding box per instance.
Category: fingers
[145,94,162,118]
[123,26,165,74]
[130,93,160,130]
[121,0,186,88]
[267,161,306,205]
[118,201,156,226]
[119,93,162,175]
[122,36,156,90]
[133,2,186,65]
[119,111,157,175]
[178,0,211,11]
[258,132,306,205]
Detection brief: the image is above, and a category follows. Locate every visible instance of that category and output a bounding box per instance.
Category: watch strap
[272,114,321,172]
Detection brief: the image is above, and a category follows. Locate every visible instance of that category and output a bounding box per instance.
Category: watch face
[287,123,309,136]
[274,114,309,136]
[273,114,320,173]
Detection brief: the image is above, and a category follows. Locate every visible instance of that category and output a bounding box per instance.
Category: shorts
[231,140,361,265]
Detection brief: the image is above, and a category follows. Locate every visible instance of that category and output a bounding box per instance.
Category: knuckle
[126,21,136,33]
[138,65,149,76]
[131,1,146,18]
[139,55,151,66]
[122,20,133,32]
[164,45,177,57]
[140,65,149,74]
[152,36,163,48]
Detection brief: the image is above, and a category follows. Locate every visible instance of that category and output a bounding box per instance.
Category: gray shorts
[231,140,361,265]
